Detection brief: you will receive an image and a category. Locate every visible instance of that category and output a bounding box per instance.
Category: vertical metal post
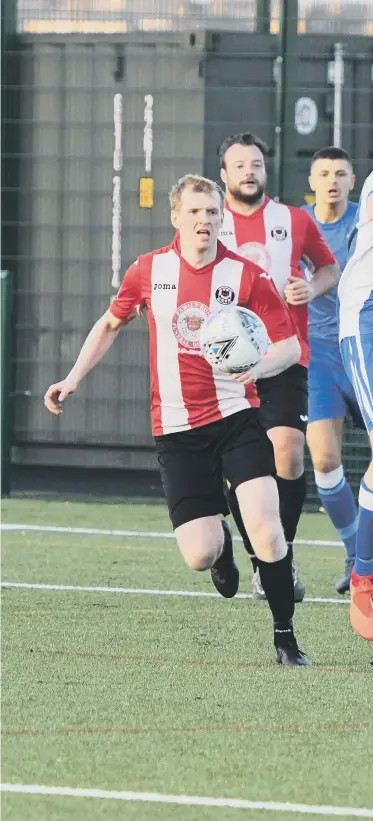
[273,0,298,203]
[1,0,17,44]
[2,0,19,273]
[1,1,17,496]
[256,0,271,34]
[1,271,13,496]
[333,43,344,148]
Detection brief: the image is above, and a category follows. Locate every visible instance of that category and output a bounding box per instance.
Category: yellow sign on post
[139,177,154,209]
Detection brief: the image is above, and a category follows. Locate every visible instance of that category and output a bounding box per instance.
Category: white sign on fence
[294,96,318,136]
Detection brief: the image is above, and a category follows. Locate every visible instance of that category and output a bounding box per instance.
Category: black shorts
[155,408,275,529]
[256,364,308,434]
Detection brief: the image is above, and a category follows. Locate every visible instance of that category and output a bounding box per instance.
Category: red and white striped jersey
[220,198,336,366]
[110,237,295,436]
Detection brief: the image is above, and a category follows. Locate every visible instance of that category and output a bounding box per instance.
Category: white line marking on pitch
[1,784,372,817]
[1,523,343,548]
[0,581,348,605]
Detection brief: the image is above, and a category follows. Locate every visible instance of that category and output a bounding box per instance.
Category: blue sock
[315,466,357,559]
[355,480,373,577]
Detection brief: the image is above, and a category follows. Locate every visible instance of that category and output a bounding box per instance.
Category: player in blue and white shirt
[303,147,361,594]
[339,169,373,641]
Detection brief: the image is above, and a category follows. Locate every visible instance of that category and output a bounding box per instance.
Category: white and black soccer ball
[200,306,268,374]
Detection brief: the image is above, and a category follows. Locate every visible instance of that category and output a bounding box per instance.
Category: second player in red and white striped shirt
[218,132,339,602]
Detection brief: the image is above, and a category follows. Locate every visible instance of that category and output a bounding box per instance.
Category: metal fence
[2,1,372,505]
[14,0,373,35]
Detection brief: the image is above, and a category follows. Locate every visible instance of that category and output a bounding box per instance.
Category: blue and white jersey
[339,170,373,341]
[302,201,358,342]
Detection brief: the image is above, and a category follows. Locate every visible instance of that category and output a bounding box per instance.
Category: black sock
[273,620,295,648]
[257,551,295,644]
[276,474,306,553]
[226,486,258,572]
[213,520,233,569]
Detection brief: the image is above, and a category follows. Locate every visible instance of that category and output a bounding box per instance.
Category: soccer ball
[200,306,268,374]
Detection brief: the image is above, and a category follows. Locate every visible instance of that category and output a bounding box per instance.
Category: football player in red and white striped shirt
[44,174,311,665]
[219,133,339,602]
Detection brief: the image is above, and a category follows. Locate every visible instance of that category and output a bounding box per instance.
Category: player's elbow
[103,309,126,332]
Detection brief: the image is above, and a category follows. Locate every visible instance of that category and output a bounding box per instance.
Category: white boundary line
[1,784,372,817]
[0,581,349,605]
[1,523,343,548]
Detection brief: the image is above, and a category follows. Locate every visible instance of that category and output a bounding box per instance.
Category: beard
[228,181,266,206]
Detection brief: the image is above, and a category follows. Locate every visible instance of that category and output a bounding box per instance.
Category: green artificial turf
[1,498,372,821]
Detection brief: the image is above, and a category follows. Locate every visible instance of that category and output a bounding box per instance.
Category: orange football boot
[350,570,373,641]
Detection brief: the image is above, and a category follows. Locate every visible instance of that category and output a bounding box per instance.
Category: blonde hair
[169,174,224,211]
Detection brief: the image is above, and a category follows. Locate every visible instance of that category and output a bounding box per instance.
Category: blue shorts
[308,337,364,426]
[340,309,373,434]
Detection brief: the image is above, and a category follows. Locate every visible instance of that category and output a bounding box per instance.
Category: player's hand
[285,276,314,305]
[44,379,77,415]
[230,369,257,385]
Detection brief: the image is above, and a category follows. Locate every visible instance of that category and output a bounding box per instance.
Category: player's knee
[176,522,223,571]
[270,429,305,480]
[249,519,286,563]
[312,453,341,474]
[275,444,304,480]
[306,424,341,473]
[185,544,219,571]
[185,547,216,571]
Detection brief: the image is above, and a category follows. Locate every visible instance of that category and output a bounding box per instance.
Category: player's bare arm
[231,335,300,384]
[44,308,134,415]
[285,263,339,306]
